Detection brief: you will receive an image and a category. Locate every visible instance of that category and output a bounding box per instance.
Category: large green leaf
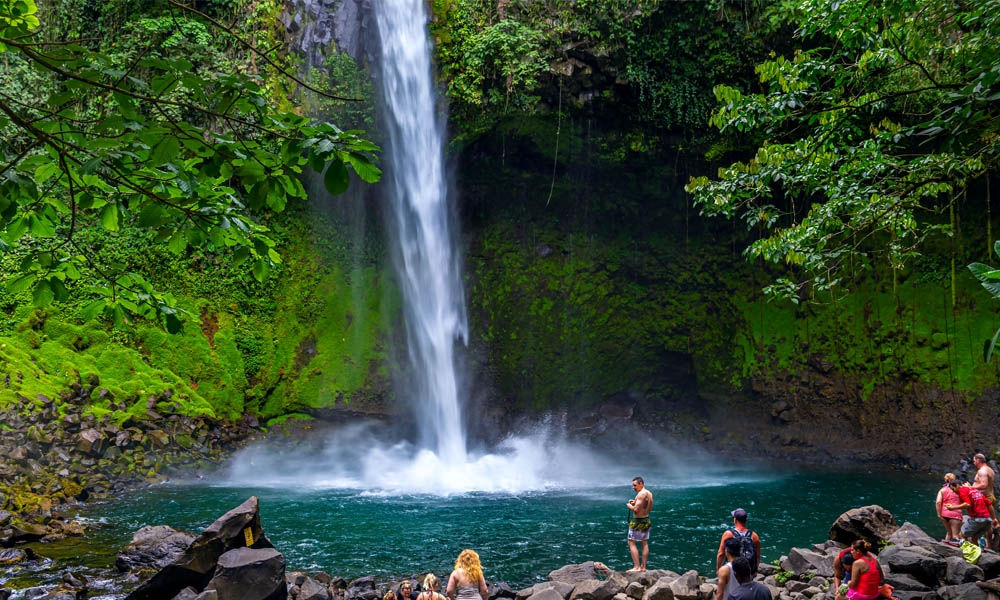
[323,158,350,195]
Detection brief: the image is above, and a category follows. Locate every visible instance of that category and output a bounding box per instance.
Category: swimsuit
[628,516,651,541]
[456,585,481,600]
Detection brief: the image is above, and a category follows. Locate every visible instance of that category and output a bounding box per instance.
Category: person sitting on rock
[725,557,771,600]
[397,581,417,600]
[833,547,855,600]
[418,573,448,600]
[846,540,883,600]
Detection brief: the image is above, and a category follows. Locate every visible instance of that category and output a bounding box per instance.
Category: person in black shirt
[725,557,772,600]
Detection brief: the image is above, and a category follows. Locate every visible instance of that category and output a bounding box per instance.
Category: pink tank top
[940,484,962,520]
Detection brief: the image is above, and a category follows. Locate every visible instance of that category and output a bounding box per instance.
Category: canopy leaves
[0,0,381,330]
[686,0,1000,301]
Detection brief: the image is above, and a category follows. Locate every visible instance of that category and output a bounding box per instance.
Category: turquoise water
[57,466,942,591]
[4,424,951,598]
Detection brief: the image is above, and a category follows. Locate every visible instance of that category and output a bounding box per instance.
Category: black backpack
[733,528,756,566]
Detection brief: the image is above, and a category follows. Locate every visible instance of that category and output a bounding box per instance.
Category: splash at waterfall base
[86,498,1000,600]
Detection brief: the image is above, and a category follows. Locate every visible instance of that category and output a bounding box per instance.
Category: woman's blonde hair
[944,472,957,483]
[454,549,483,583]
[424,573,439,591]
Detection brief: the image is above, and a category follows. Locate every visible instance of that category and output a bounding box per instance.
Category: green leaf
[151,136,181,165]
[985,328,1000,363]
[34,162,61,183]
[27,212,56,237]
[164,313,183,334]
[49,277,69,302]
[168,231,188,254]
[323,158,350,195]
[137,203,165,227]
[80,299,107,320]
[344,151,382,183]
[6,273,36,294]
[251,258,271,282]
[308,148,326,173]
[100,203,120,231]
[31,279,55,307]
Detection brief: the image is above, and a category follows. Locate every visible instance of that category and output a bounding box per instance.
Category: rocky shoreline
[5,497,1000,600]
[0,382,260,548]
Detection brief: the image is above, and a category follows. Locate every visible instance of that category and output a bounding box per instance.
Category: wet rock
[0,547,37,564]
[116,525,198,576]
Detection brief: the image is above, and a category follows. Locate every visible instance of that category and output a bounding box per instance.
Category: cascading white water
[374,0,469,463]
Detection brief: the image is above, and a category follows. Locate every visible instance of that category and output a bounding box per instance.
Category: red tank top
[855,555,880,596]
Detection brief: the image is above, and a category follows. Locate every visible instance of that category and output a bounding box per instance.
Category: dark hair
[851,539,871,554]
[731,557,753,584]
[841,553,855,568]
[724,537,741,557]
[633,476,644,485]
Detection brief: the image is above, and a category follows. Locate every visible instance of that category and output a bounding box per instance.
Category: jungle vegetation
[1,0,998,424]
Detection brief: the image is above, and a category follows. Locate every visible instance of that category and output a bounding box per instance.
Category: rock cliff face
[278,0,1000,472]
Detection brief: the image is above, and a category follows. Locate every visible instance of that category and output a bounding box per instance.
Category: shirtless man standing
[973,453,997,548]
[973,454,996,501]
[626,476,654,572]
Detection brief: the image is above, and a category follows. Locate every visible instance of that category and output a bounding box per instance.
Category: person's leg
[628,540,640,571]
[953,519,964,540]
[640,540,649,571]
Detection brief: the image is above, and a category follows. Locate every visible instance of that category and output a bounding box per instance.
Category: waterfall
[374,0,469,463]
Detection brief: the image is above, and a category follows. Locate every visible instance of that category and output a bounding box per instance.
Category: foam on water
[222,421,777,495]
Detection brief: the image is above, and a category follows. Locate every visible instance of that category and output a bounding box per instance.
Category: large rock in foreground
[124,496,280,600]
[829,504,899,546]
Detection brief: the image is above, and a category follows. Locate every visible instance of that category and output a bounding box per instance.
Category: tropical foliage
[686,0,1000,301]
[968,241,1000,362]
[0,0,380,331]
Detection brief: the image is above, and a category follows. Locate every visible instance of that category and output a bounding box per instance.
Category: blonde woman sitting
[419,573,448,600]
[446,549,488,600]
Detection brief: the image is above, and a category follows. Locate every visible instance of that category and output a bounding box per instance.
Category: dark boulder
[116,525,197,576]
[829,505,899,547]
[296,576,332,600]
[203,547,286,600]
[879,545,948,587]
[938,582,989,600]
[125,496,273,600]
[549,563,603,585]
